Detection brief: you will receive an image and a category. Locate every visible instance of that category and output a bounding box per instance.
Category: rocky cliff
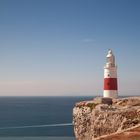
[73,97,140,140]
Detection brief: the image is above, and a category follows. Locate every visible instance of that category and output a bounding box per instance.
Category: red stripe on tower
[104,78,118,90]
[103,50,118,98]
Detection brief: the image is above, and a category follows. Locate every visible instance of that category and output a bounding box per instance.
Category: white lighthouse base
[103,90,118,98]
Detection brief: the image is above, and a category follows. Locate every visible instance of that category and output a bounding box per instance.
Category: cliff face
[73,97,140,140]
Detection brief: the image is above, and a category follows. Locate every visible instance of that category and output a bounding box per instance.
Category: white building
[103,49,118,98]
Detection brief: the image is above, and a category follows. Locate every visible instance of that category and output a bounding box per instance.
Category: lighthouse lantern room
[103,49,118,98]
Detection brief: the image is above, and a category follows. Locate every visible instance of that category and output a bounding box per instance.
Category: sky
[0,0,140,96]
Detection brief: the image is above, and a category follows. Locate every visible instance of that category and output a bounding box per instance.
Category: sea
[0,96,93,140]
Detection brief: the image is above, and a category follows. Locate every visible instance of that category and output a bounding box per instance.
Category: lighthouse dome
[105,49,115,67]
[106,49,114,58]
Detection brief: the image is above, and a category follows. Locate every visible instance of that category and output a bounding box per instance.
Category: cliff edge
[73,97,140,140]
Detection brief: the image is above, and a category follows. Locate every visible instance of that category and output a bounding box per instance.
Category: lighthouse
[103,49,118,98]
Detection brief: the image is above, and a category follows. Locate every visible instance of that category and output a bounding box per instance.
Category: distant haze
[0,0,140,96]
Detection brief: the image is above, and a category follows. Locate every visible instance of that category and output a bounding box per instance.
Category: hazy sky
[0,0,140,96]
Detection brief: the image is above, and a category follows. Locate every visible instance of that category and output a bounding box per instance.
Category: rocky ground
[97,125,140,140]
[73,97,140,140]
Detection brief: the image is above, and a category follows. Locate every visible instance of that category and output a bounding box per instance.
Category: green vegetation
[86,103,99,110]
[76,102,99,110]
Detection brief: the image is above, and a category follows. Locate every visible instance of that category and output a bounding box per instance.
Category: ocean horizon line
[0,95,139,98]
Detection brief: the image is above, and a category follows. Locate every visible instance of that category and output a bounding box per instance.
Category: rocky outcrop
[73,97,140,140]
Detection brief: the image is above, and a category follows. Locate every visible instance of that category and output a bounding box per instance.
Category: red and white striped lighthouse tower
[103,49,118,98]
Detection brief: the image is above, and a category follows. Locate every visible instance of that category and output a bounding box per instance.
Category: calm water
[0,96,92,139]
